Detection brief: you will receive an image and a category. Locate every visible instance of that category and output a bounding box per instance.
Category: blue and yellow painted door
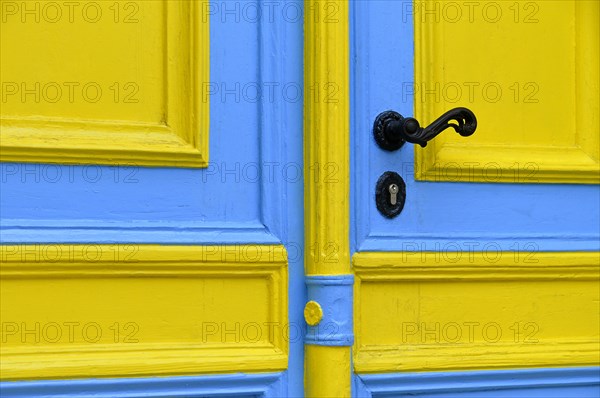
[1,0,600,397]
[350,1,600,397]
[1,0,305,395]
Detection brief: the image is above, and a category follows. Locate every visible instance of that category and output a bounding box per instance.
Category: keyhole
[388,184,399,205]
[375,171,406,218]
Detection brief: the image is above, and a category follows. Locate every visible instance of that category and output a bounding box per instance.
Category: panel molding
[414,145,600,184]
[0,1,209,168]
[0,245,288,380]
[353,251,600,373]
[0,372,287,398]
[350,0,600,257]
[0,219,279,245]
[354,367,600,397]
[414,0,599,184]
[357,233,600,253]
[0,0,293,247]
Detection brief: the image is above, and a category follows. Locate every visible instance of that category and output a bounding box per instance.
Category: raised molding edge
[0,245,288,380]
[0,372,287,398]
[353,251,600,373]
[354,367,600,397]
[0,1,209,168]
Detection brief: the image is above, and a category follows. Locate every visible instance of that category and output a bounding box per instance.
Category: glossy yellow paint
[0,245,287,380]
[414,0,599,183]
[0,0,209,167]
[304,0,350,276]
[304,0,351,395]
[305,345,351,398]
[353,251,600,373]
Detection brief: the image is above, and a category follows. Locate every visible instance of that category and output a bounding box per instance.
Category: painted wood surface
[350,1,600,396]
[1,0,306,395]
[1,245,288,380]
[351,0,600,254]
[1,1,210,167]
[415,0,599,183]
[1,0,599,396]
[304,0,352,396]
[1,372,287,398]
[353,251,600,373]
[354,367,600,398]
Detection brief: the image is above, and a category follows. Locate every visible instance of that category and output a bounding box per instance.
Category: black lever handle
[373,107,477,150]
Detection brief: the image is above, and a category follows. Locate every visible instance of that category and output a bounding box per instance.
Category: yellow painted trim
[0,245,287,380]
[0,2,209,168]
[305,345,351,397]
[353,251,600,373]
[304,0,350,276]
[304,0,351,396]
[414,0,599,184]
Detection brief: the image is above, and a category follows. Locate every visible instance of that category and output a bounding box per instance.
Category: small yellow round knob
[304,300,323,326]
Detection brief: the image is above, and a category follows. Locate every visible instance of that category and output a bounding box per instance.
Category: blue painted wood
[266,1,306,394]
[305,275,354,346]
[350,0,600,254]
[0,0,300,248]
[0,1,306,396]
[0,372,286,398]
[350,2,600,397]
[0,218,279,244]
[355,367,600,397]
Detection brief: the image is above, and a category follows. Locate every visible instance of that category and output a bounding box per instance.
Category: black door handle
[373,107,477,150]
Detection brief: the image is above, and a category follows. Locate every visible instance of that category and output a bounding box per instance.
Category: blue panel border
[0,372,286,398]
[0,0,305,249]
[349,0,600,255]
[354,367,600,397]
[305,275,354,347]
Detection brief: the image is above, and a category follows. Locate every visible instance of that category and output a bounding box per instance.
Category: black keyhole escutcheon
[376,171,406,218]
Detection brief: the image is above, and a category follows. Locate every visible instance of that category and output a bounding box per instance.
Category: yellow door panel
[415,0,599,183]
[0,0,209,167]
[0,245,287,380]
[353,251,600,372]
[2,2,163,124]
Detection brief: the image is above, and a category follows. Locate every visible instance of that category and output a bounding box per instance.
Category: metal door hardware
[388,183,399,205]
[376,171,406,218]
[373,107,477,151]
